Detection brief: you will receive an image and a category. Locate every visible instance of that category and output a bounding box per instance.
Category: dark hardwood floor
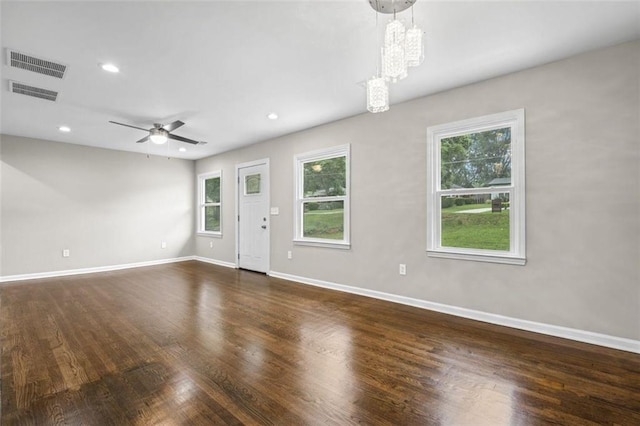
[1,261,639,425]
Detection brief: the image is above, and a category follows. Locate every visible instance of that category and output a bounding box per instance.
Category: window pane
[204,205,220,232]
[205,177,220,203]
[303,156,346,198]
[441,127,511,189]
[245,174,261,195]
[441,193,510,251]
[303,200,344,240]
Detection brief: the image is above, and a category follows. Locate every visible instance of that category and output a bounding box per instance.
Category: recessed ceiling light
[100,63,119,73]
[179,147,187,152]
[267,112,278,120]
[58,126,71,132]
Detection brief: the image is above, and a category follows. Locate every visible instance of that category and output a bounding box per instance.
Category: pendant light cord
[375,0,381,76]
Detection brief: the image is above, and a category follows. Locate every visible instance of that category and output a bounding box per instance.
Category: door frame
[235,158,270,271]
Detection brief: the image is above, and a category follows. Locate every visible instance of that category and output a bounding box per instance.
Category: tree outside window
[295,145,350,248]
[427,110,526,265]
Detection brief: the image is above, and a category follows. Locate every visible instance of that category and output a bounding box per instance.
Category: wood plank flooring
[1,261,639,425]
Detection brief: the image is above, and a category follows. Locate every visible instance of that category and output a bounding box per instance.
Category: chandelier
[366,0,424,113]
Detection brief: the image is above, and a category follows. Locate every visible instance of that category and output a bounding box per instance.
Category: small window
[427,109,526,265]
[245,174,261,195]
[294,145,350,248]
[197,171,222,236]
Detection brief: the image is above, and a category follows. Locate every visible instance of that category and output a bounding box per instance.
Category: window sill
[197,232,222,239]
[293,239,350,250]
[427,250,526,266]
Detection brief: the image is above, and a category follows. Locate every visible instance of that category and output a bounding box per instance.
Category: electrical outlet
[287,251,292,259]
[161,241,167,249]
[399,264,406,275]
[209,241,214,248]
[62,249,70,258]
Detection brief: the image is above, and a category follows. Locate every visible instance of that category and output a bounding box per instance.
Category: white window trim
[197,170,222,237]
[294,144,350,249]
[426,109,526,265]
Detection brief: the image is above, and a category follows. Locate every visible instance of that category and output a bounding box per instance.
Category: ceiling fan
[108,120,206,145]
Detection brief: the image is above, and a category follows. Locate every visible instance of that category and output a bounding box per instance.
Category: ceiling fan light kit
[366,0,424,113]
[149,127,168,145]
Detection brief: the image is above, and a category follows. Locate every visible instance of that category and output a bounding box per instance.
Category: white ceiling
[1,1,638,160]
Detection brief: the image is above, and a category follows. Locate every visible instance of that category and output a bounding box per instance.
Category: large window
[197,171,222,236]
[294,145,350,248]
[427,109,526,265]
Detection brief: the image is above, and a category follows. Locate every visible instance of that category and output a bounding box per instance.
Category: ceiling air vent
[7,49,67,79]
[9,81,58,102]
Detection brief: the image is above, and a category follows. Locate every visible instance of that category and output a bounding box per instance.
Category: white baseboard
[0,256,196,283]
[269,270,640,354]
[193,256,237,269]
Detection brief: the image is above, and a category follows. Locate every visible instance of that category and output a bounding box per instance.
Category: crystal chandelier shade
[382,19,408,82]
[365,1,424,113]
[382,43,408,82]
[366,76,390,113]
[384,19,405,47]
[405,25,424,67]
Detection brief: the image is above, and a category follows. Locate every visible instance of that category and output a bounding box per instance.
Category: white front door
[237,160,270,273]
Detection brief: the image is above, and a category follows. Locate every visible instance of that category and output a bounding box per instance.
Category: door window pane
[245,174,261,195]
[303,200,344,240]
[441,127,511,189]
[440,193,510,251]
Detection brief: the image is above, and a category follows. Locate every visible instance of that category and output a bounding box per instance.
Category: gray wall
[1,41,637,342]
[195,41,640,341]
[0,135,195,276]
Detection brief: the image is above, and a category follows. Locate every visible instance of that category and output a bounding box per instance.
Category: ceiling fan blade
[136,135,150,144]
[162,120,185,132]
[168,133,200,145]
[109,121,149,132]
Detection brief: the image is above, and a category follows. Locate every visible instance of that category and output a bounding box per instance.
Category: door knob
[261,225,267,229]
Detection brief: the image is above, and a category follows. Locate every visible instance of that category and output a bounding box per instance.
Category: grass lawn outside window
[441,205,510,251]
